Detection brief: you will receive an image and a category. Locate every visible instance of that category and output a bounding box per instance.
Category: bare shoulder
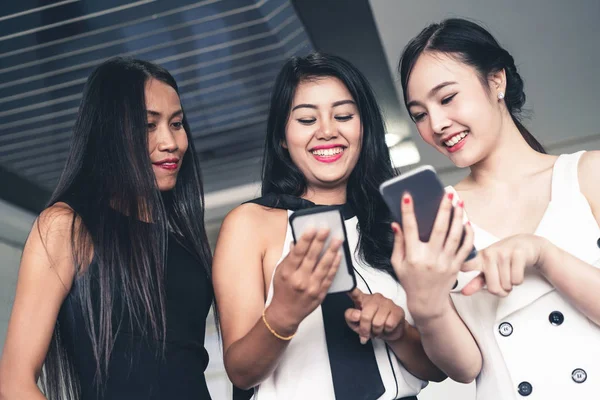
[36,202,77,234]
[22,202,82,292]
[33,202,80,248]
[218,202,288,240]
[578,150,600,181]
[578,150,600,207]
[214,202,289,278]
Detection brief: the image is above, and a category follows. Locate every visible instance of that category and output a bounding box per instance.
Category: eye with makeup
[335,114,354,122]
[297,116,317,125]
[147,121,158,131]
[171,121,184,130]
[441,93,457,105]
[410,111,427,123]
[296,113,354,125]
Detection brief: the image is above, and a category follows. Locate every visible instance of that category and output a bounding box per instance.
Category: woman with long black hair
[0,57,214,400]
[212,53,460,400]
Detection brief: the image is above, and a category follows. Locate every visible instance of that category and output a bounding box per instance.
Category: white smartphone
[289,206,357,294]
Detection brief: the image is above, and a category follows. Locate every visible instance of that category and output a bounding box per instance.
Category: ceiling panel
[0,0,314,194]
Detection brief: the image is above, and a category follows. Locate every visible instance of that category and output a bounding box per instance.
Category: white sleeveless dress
[449,151,600,399]
[253,213,428,400]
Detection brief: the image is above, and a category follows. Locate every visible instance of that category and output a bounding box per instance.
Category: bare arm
[0,204,77,400]
[212,206,289,390]
[462,151,600,326]
[535,150,600,325]
[391,193,482,383]
[213,205,341,389]
[408,300,481,383]
[386,321,449,382]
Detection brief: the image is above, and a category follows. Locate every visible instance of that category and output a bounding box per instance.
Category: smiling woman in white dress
[390,18,600,400]
[211,53,453,400]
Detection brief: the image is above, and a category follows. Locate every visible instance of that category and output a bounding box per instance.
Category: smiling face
[405,52,506,168]
[145,78,189,191]
[284,76,363,190]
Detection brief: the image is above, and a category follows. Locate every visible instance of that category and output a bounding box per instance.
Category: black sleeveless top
[56,199,213,400]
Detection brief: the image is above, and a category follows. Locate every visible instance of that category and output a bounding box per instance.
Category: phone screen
[289,206,357,293]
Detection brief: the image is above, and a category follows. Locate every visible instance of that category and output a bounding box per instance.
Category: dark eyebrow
[332,99,355,107]
[291,103,317,112]
[291,99,356,112]
[406,81,458,109]
[147,109,183,119]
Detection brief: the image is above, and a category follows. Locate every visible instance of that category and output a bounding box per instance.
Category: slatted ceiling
[0,0,314,194]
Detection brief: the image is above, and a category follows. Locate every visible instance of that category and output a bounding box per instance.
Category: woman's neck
[301,184,347,205]
[466,121,551,188]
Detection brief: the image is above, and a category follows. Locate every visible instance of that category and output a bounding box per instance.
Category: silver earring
[498,91,505,100]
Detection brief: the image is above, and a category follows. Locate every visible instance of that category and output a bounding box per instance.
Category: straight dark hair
[399,18,546,153]
[39,57,212,399]
[262,52,397,276]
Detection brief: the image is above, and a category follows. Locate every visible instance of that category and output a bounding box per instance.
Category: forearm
[224,305,297,389]
[539,240,600,325]
[412,302,482,383]
[386,322,447,382]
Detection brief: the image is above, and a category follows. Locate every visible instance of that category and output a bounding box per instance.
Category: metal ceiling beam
[0,164,49,214]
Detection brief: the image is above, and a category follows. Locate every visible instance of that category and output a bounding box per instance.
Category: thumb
[344,308,361,323]
[461,274,486,296]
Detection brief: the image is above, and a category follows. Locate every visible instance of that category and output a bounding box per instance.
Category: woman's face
[284,76,363,190]
[145,78,189,191]
[405,52,505,168]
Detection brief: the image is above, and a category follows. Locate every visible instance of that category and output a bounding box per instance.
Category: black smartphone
[289,206,357,294]
[379,165,477,262]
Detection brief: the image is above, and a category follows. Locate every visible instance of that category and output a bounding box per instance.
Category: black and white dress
[247,195,426,400]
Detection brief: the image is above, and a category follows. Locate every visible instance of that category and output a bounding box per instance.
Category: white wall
[369,0,600,184]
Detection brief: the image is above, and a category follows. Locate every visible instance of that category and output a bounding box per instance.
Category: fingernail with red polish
[448,193,454,201]
[403,196,410,204]
[458,200,464,208]
[391,224,398,233]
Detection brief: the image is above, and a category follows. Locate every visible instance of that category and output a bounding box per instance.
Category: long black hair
[399,18,546,153]
[262,52,397,276]
[40,57,212,399]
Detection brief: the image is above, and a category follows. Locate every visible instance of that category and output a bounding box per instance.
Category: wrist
[535,236,558,275]
[411,306,452,333]
[264,304,299,338]
[409,301,452,327]
[384,319,411,345]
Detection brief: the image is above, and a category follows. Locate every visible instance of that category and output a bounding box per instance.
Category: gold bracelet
[262,309,295,341]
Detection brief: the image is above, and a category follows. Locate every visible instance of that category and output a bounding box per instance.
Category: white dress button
[499,322,513,337]
[572,368,587,383]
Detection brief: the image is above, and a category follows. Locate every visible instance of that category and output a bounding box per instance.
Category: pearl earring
[498,91,505,100]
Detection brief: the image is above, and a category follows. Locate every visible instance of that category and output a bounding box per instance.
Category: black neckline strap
[245,193,356,220]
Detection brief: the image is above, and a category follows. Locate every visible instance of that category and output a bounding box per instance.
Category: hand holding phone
[267,223,345,334]
[379,165,481,298]
[379,165,477,261]
[289,206,357,294]
[383,181,477,319]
